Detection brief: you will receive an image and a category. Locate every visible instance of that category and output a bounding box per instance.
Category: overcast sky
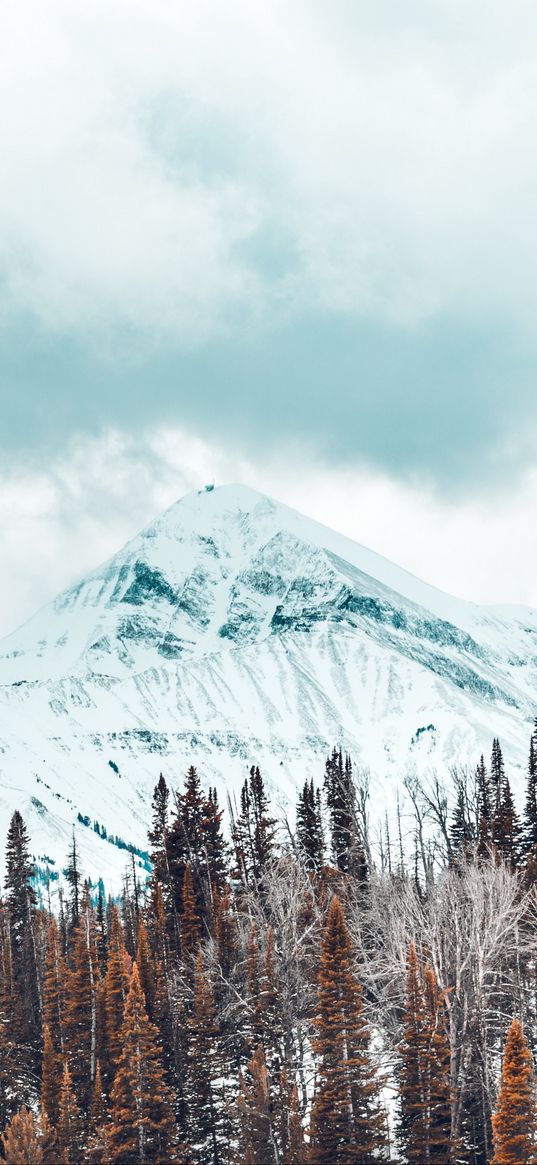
[2,0,537,636]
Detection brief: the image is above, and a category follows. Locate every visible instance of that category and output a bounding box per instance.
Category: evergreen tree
[296,781,324,873]
[85,1060,110,1164]
[4,812,41,1057]
[108,962,181,1164]
[186,948,231,1165]
[181,863,201,967]
[64,830,81,932]
[103,906,131,1084]
[232,766,277,891]
[491,1018,537,1165]
[522,730,537,859]
[148,774,180,953]
[308,895,387,1164]
[324,751,367,878]
[492,774,521,870]
[41,1023,61,1128]
[475,755,492,826]
[450,780,475,859]
[55,1062,83,1165]
[63,885,99,1111]
[236,1044,278,1165]
[1,1105,44,1165]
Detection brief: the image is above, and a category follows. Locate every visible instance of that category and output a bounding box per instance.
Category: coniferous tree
[492,774,521,870]
[232,766,277,891]
[236,1044,278,1165]
[491,1018,537,1165]
[324,751,367,878]
[450,780,475,859]
[108,962,181,1164]
[296,781,324,873]
[55,1062,83,1165]
[103,906,131,1085]
[1,1105,44,1165]
[309,895,387,1164]
[64,831,81,932]
[63,884,99,1111]
[476,755,492,826]
[41,1023,61,1129]
[522,729,537,860]
[186,947,231,1165]
[4,812,41,1058]
[85,1060,109,1164]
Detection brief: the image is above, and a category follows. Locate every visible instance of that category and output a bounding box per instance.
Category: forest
[1,733,537,1163]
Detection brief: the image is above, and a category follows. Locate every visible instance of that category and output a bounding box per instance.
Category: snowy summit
[0,483,535,884]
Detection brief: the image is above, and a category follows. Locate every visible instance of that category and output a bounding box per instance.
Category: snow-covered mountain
[1,483,536,888]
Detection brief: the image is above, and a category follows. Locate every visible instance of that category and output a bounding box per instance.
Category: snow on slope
[0,483,536,889]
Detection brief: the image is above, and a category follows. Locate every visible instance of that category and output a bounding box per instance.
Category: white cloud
[1,426,537,638]
[2,1,537,335]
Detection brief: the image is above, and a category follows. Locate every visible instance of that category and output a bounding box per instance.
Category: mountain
[0,482,536,888]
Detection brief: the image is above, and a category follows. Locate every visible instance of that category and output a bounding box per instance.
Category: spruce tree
[232,766,277,891]
[103,906,131,1084]
[64,830,81,932]
[108,962,181,1164]
[476,755,492,826]
[236,1044,278,1165]
[296,781,324,872]
[491,1018,537,1164]
[63,885,99,1111]
[1,1105,44,1164]
[55,1062,83,1165]
[324,751,367,878]
[186,948,231,1165]
[4,812,41,1056]
[309,895,387,1164]
[522,730,537,859]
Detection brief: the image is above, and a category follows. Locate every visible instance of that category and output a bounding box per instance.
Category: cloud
[2,425,537,639]
[2,1,537,486]
[3,0,537,332]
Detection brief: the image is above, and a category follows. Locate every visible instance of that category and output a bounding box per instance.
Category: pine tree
[236,1044,278,1165]
[85,1060,110,1164]
[324,751,367,878]
[1,1105,44,1164]
[181,863,201,967]
[296,781,324,873]
[309,895,387,1164]
[491,1018,537,1164]
[232,766,277,891]
[55,1062,83,1165]
[148,774,180,953]
[108,961,181,1164]
[398,943,452,1164]
[64,830,81,932]
[103,906,131,1084]
[42,916,66,1063]
[41,1023,62,1128]
[186,947,231,1164]
[522,730,537,859]
[4,812,41,1057]
[422,962,452,1162]
[476,755,492,826]
[450,780,475,859]
[492,774,521,870]
[63,885,99,1111]
[398,941,428,1163]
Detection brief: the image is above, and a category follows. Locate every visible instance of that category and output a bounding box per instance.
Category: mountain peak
[1,483,536,885]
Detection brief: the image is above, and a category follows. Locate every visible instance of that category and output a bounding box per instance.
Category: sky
[2,0,537,636]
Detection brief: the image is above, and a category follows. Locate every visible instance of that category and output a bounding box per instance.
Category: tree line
[2,732,537,1161]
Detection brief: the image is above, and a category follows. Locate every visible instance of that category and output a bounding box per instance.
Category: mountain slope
[1,483,536,887]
